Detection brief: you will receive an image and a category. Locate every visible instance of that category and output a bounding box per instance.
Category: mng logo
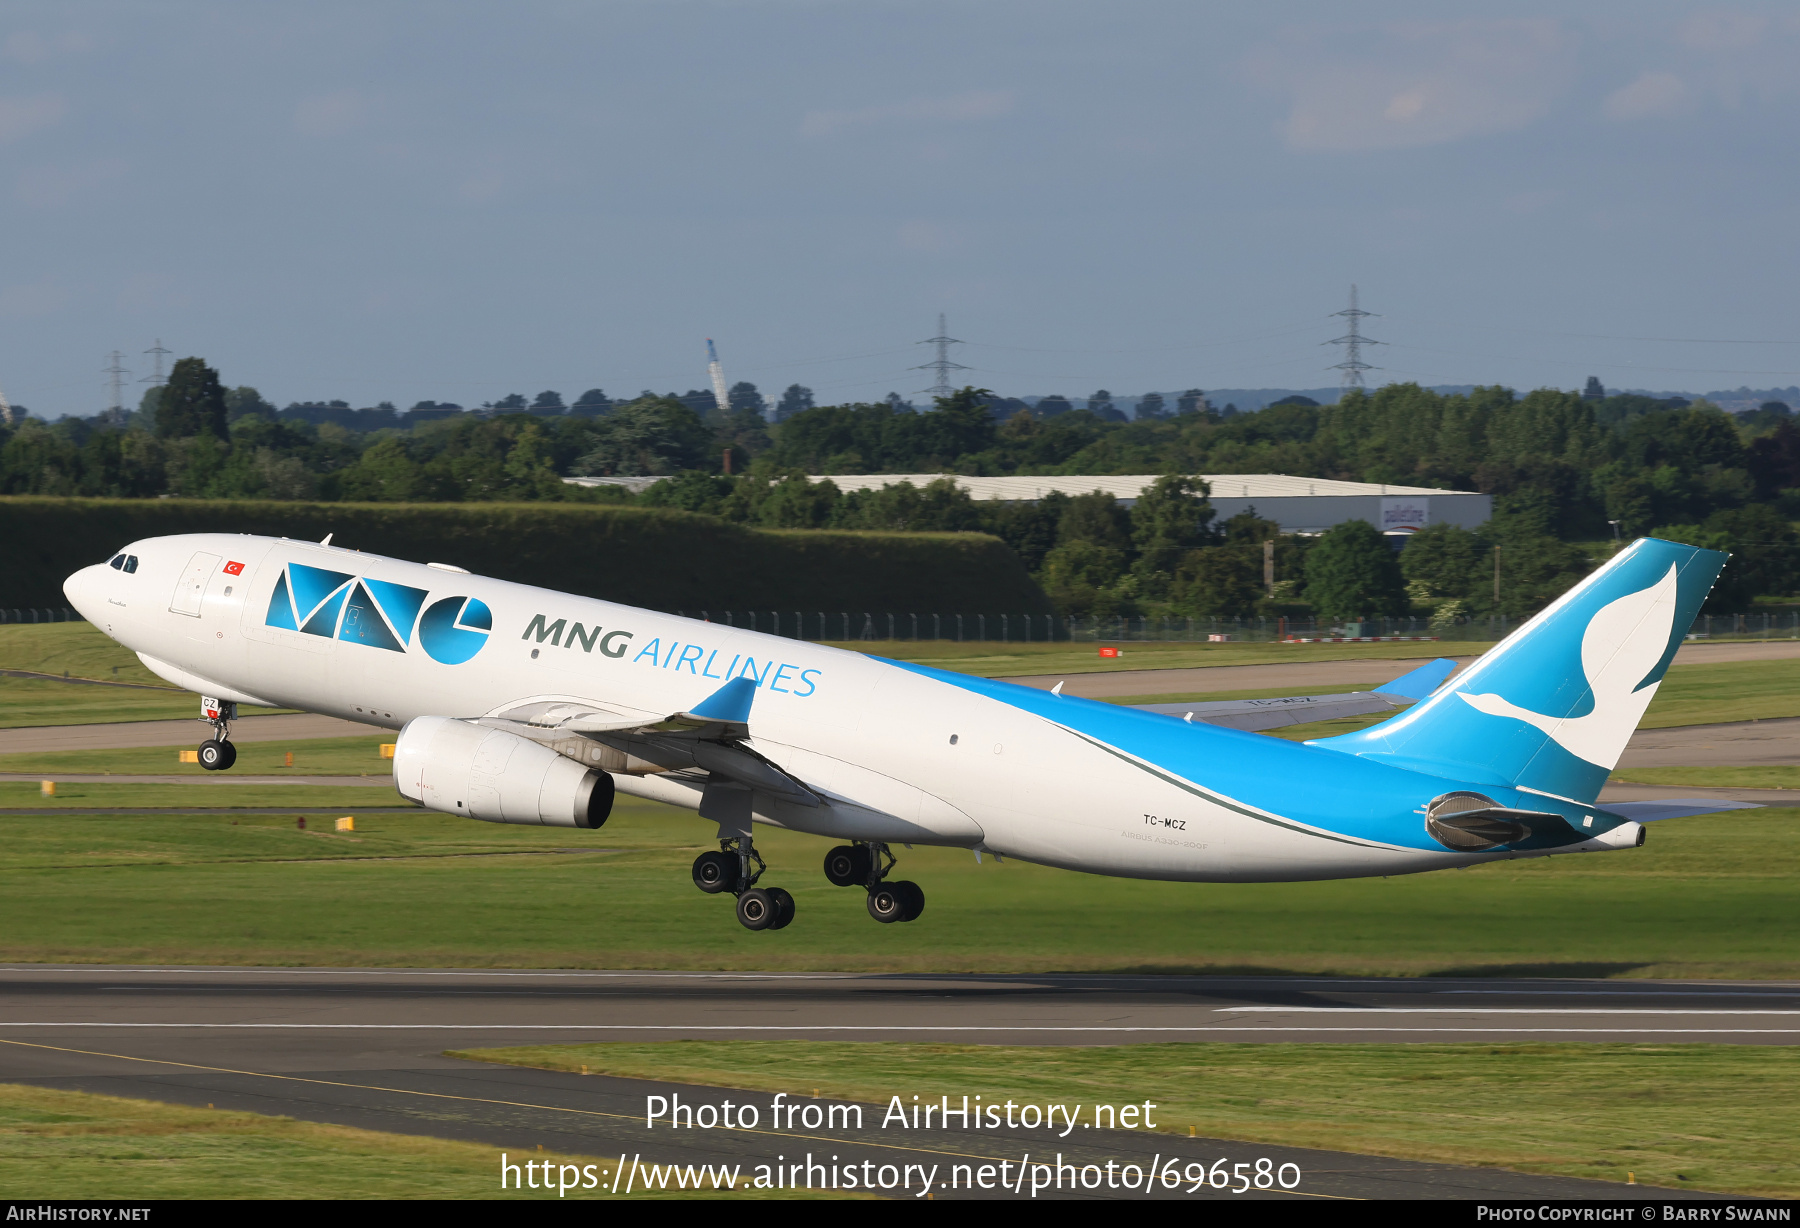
[417,595,493,665]
[265,562,491,665]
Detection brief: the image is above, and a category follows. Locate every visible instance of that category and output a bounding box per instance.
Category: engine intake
[393,716,613,828]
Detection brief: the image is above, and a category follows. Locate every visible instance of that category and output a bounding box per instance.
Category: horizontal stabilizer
[1131,659,1461,732]
[1373,658,1458,700]
[1604,798,1762,822]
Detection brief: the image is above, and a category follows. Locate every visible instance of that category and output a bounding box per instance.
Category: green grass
[0,781,394,810]
[0,800,1792,976]
[0,804,698,871]
[457,1041,1800,1198]
[1108,684,1371,706]
[0,623,294,727]
[0,735,396,778]
[0,622,164,684]
[0,1082,793,1199]
[1638,657,1800,728]
[0,676,289,728]
[1612,766,1800,790]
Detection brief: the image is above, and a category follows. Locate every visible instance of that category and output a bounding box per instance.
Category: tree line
[4,358,1796,618]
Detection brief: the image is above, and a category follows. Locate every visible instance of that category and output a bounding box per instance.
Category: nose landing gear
[196,697,238,771]
[823,842,924,924]
[196,737,237,771]
[692,836,794,931]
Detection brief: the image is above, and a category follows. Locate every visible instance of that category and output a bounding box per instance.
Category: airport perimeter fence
[678,609,1800,645]
[676,611,1503,644]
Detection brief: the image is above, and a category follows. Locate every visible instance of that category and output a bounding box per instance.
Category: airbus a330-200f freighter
[64,534,1747,930]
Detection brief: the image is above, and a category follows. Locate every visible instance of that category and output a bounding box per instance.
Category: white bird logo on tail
[1458,563,1680,769]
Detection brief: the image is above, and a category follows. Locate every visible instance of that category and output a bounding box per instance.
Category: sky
[4,0,1800,416]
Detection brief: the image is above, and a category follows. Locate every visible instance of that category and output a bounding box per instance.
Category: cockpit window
[109,555,125,569]
[123,555,139,574]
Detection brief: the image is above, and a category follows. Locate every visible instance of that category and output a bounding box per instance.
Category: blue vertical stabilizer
[1313,538,1727,803]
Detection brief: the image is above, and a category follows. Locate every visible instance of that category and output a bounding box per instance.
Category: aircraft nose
[62,563,109,623]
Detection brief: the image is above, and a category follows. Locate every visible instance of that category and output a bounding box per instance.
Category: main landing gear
[692,837,795,932]
[196,699,238,771]
[823,842,924,924]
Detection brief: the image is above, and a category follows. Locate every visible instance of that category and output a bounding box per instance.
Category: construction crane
[706,339,730,414]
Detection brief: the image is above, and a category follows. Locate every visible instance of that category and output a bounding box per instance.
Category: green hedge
[0,497,1052,616]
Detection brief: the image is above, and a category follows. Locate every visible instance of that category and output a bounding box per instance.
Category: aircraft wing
[1128,658,1460,733]
[475,677,821,806]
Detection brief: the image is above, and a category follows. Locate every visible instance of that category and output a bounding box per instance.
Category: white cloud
[1248,20,1576,152]
[1603,72,1693,121]
[1602,12,1800,121]
[294,89,366,137]
[801,90,1014,138]
[0,94,65,143]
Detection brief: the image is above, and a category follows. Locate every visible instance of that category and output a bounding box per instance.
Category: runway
[0,966,1752,1201]
[1617,718,1800,770]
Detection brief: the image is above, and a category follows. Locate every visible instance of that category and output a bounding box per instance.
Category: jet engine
[393,715,614,828]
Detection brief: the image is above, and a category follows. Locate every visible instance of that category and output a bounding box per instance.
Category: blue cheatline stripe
[876,658,1443,851]
[1057,726,1386,849]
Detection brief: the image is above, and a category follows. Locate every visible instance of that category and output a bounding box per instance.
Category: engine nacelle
[394,716,613,829]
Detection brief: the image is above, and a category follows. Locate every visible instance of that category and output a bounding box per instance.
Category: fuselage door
[170,552,221,617]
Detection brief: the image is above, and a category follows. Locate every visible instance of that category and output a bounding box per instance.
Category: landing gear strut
[196,698,238,771]
[692,836,793,931]
[823,841,924,924]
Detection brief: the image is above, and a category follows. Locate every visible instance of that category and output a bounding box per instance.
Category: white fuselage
[66,533,1624,883]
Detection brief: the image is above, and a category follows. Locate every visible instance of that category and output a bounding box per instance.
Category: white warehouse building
[565,472,1492,536]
